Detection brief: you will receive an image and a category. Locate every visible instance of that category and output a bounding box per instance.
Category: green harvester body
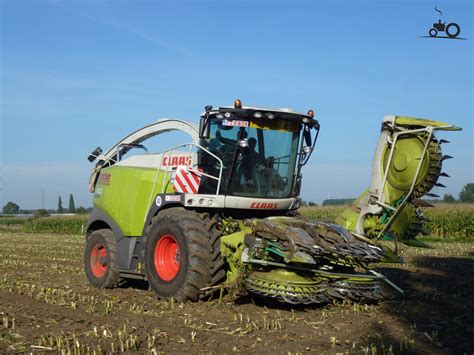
[84,104,460,305]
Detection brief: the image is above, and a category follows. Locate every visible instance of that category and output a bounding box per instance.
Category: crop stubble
[0,233,473,353]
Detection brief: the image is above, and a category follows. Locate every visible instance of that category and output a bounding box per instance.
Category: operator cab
[87,99,320,216]
[198,99,320,200]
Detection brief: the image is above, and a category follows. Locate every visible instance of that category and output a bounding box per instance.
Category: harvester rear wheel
[84,229,121,288]
[144,207,224,302]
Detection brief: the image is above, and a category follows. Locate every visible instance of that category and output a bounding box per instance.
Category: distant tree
[459,183,474,203]
[308,201,317,206]
[422,198,441,204]
[68,194,76,213]
[57,196,64,213]
[86,207,93,213]
[443,194,456,203]
[2,202,20,214]
[322,198,355,206]
[75,206,88,214]
[34,209,50,218]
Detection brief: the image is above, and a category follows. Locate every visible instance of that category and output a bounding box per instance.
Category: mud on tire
[84,229,121,288]
[144,207,225,302]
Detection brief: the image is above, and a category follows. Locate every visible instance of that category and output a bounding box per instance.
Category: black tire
[84,229,121,288]
[429,28,438,37]
[144,207,225,302]
[446,23,460,38]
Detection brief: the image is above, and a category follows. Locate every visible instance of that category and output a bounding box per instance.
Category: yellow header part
[395,116,462,131]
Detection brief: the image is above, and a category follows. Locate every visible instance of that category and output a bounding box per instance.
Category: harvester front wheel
[84,229,120,288]
[144,207,224,302]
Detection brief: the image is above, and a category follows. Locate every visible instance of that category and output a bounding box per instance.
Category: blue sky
[1,0,472,209]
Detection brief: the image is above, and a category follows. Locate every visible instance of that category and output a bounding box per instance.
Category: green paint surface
[93,166,173,236]
[394,116,461,131]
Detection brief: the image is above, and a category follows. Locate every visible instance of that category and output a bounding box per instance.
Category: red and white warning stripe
[173,166,202,194]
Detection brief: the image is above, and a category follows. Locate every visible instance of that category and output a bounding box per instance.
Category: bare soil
[0,233,473,354]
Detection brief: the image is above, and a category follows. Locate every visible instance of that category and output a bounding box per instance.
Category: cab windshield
[200,118,300,198]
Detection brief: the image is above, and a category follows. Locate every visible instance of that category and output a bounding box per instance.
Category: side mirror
[199,105,212,139]
[87,146,103,162]
[199,117,211,139]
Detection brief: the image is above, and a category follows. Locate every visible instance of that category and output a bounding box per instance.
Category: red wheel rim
[90,243,108,278]
[154,234,180,281]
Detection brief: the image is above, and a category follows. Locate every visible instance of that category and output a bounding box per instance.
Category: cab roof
[201,105,313,119]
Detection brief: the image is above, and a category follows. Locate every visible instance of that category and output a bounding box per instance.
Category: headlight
[253,111,263,119]
[238,139,249,148]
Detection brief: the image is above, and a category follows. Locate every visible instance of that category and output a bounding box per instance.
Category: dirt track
[0,233,473,353]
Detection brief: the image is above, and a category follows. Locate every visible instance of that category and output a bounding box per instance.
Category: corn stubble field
[0,206,473,354]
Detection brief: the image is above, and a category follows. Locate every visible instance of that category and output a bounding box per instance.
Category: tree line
[2,183,473,214]
[442,183,474,203]
[2,194,90,215]
[305,183,474,207]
